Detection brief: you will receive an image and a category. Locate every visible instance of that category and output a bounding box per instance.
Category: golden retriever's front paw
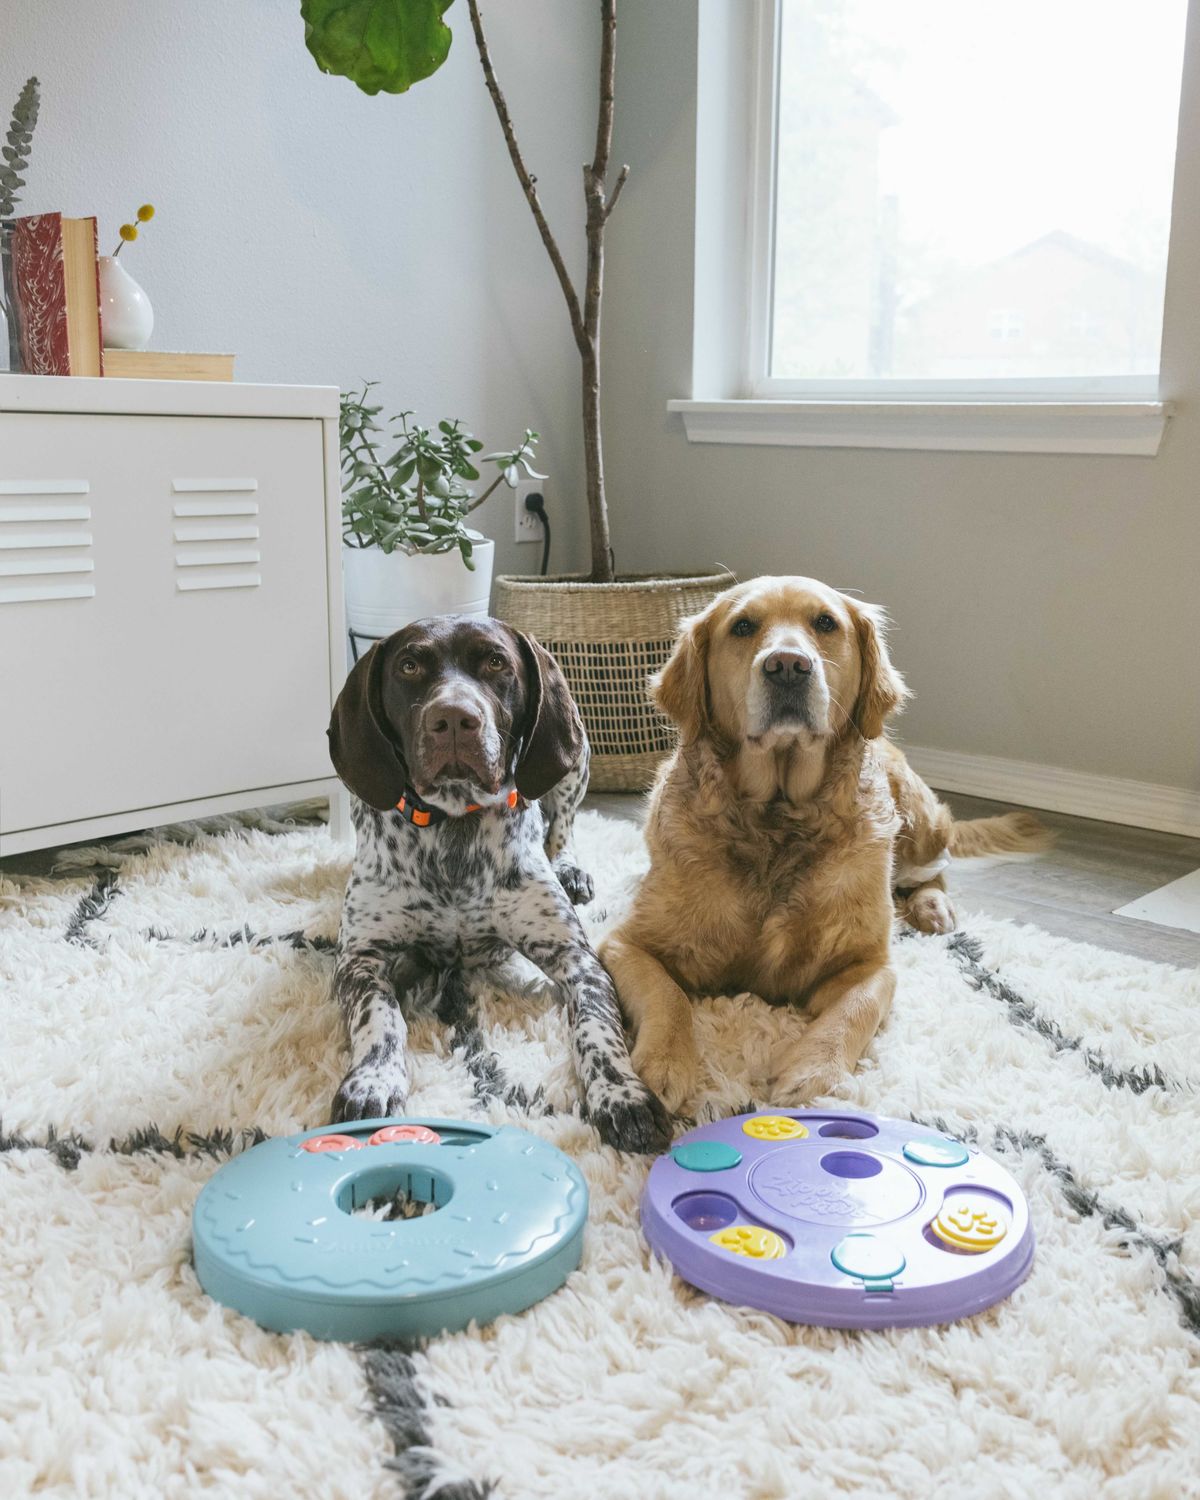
[902,887,957,935]
[631,1031,700,1114]
[768,1046,844,1107]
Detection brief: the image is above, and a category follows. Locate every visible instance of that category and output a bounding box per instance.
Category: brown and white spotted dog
[326,614,671,1154]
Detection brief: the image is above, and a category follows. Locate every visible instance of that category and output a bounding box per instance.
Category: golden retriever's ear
[652,608,714,744]
[848,599,909,740]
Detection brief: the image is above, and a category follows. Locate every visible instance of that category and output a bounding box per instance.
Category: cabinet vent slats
[176,571,262,592]
[172,478,258,493]
[0,479,89,495]
[173,499,259,518]
[171,479,262,593]
[0,581,95,604]
[0,529,93,550]
[173,521,260,543]
[0,504,91,522]
[0,493,94,603]
[0,557,94,577]
[175,546,261,568]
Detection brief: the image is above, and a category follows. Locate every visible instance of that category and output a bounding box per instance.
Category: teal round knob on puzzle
[191,1118,588,1341]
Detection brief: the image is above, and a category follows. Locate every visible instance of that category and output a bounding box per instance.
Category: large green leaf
[301,0,454,95]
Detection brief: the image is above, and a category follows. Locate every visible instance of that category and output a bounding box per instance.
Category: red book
[4,212,103,376]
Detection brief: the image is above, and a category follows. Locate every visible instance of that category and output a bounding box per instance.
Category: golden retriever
[600,575,1048,1112]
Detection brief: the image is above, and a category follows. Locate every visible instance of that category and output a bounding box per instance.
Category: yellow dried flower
[113,202,157,256]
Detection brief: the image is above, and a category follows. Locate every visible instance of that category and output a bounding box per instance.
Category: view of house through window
[769,0,1189,384]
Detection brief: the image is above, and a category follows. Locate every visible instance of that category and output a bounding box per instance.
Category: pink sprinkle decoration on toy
[369,1124,443,1146]
[301,1134,364,1153]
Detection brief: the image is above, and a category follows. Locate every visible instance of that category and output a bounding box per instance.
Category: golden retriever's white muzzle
[747,629,832,741]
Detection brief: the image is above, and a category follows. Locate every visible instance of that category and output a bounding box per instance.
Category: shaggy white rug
[1,807,1198,1500]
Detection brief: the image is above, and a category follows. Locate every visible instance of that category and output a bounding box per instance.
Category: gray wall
[0,0,595,576]
[604,4,1200,791]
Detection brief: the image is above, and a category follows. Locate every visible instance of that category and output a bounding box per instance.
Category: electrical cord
[524,492,551,576]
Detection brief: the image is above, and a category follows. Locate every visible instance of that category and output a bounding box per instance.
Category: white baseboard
[902,744,1200,839]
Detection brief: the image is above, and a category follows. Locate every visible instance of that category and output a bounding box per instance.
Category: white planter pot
[343,537,495,638]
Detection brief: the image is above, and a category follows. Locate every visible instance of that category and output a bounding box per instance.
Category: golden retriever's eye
[731,618,757,638]
[484,652,508,673]
[814,613,838,634]
[398,658,421,676]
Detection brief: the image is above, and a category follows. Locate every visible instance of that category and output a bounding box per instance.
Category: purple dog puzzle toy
[640,1110,1034,1328]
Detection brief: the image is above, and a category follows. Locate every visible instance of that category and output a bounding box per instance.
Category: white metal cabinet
[0,376,346,854]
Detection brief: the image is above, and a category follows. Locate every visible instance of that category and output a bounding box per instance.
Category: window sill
[666,399,1170,456]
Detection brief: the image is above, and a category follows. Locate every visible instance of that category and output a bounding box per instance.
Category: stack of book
[1,212,103,375]
[101,349,234,381]
[0,211,234,380]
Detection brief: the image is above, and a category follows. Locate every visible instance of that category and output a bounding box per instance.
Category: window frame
[738,0,1168,408]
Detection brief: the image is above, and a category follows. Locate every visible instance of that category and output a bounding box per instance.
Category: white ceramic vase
[98,254,154,350]
[342,534,495,639]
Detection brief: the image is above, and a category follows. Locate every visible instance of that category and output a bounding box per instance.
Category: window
[1069,311,1105,341]
[988,312,1024,344]
[752,0,1189,396]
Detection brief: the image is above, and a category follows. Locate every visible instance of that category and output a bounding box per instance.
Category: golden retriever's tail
[949,810,1054,858]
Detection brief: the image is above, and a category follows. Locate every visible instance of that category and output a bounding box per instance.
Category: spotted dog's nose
[762,648,813,680]
[422,700,484,758]
[424,703,482,737]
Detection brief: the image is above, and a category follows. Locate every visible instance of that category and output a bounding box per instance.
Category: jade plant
[340,383,544,568]
[302,1,627,582]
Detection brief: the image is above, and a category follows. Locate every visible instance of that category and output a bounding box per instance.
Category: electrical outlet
[513,479,546,544]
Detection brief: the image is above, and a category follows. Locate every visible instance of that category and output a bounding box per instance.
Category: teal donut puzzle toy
[192,1117,588,1341]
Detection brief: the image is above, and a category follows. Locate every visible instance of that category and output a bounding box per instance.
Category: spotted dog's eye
[484,652,508,673]
[731,618,757,638]
[813,613,838,634]
[398,658,420,676]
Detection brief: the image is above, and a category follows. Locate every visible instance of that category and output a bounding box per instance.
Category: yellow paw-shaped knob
[931,1197,1008,1252]
[709,1224,787,1260]
[742,1115,809,1142]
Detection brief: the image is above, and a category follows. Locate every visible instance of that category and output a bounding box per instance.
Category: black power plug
[523,492,551,576]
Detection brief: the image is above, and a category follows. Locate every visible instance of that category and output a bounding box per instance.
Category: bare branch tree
[465,0,625,581]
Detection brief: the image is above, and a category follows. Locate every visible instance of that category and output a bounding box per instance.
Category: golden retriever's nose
[763,648,813,679]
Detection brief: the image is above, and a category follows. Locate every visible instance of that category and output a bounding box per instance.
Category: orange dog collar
[396,786,520,828]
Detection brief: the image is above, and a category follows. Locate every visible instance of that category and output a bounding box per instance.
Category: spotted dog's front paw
[553,859,594,906]
[331,1061,409,1123]
[589,1085,673,1155]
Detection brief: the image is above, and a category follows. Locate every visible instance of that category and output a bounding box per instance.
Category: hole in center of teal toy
[336,1164,454,1218]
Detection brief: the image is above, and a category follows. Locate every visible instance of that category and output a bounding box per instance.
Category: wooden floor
[583,790,1200,969]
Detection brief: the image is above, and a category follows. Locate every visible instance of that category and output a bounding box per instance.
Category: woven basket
[491,572,731,791]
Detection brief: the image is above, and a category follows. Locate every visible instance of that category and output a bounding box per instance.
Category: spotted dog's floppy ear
[511,630,584,801]
[847,597,909,740]
[327,639,409,810]
[652,605,715,745]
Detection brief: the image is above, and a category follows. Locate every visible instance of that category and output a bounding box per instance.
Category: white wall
[0,0,596,576]
[7,0,1197,796]
[604,3,1200,794]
